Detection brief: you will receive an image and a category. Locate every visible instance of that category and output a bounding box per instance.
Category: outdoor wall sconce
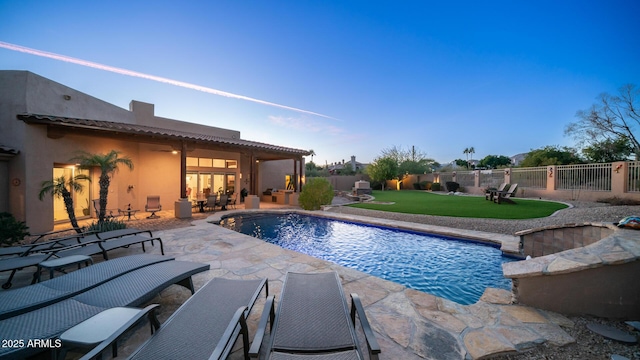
[615,164,623,173]
[63,95,71,100]
[127,185,134,192]
[504,169,510,176]
[548,167,553,177]
[452,171,456,177]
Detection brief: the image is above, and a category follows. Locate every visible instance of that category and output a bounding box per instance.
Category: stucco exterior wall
[259,159,298,192]
[130,101,240,139]
[1,70,305,232]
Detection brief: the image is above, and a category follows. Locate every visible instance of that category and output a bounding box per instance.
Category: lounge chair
[0,254,173,320]
[0,230,163,288]
[494,183,518,204]
[0,260,210,359]
[145,196,162,219]
[79,277,268,360]
[250,272,380,360]
[485,183,507,201]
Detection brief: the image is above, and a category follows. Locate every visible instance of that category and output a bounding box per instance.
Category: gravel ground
[327,197,640,359]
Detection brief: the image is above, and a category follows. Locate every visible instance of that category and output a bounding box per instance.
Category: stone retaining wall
[503,225,640,318]
[516,223,616,258]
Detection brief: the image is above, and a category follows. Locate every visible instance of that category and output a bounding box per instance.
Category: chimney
[351,156,356,171]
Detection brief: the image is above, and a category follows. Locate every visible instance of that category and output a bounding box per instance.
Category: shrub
[421,181,432,190]
[431,182,441,191]
[86,218,127,233]
[413,182,421,190]
[445,181,460,192]
[0,212,30,246]
[299,178,334,210]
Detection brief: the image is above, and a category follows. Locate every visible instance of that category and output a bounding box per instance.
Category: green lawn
[349,190,568,219]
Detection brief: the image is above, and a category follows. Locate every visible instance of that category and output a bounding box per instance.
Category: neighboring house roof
[18,114,310,158]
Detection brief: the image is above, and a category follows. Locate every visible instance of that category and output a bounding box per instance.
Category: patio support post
[180,141,187,199]
[174,140,192,218]
[293,158,298,192]
[250,153,256,195]
[298,156,303,192]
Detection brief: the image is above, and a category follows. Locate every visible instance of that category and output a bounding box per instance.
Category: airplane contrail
[0,41,335,119]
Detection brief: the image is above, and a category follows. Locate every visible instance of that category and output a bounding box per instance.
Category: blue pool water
[219,213,516,305]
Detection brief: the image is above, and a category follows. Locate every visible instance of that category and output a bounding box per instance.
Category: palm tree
[39,174,90,232]
[469,146,475,165]
[72,150,133,224]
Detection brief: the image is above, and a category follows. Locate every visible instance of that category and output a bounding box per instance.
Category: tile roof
[18,114,310,156]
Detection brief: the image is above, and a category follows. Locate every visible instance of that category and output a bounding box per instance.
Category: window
[226,160,238,169]
[212,159,226,168]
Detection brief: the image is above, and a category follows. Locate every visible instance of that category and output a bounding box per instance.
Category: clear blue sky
[1,1,639,166]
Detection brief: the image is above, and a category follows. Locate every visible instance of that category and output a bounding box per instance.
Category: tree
[38,174,90,232]
[366,156,398,190]
[478,155,512,169]
[72,150,133,224]
[582,136,634,163]
[566,84,640,160]
[519,146,583,167]
[463,147,475,168]
[454,159,469,169]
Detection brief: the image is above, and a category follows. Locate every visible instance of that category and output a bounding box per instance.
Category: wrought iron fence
[628,161,640,192]
[511,167,547,189]
[479,170,505,188]
[557,163,612,191]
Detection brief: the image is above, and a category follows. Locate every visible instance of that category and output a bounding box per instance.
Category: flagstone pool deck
[9,205,580,359]
[132,209,573,359]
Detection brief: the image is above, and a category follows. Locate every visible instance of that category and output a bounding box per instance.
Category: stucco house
[0,70,308,233]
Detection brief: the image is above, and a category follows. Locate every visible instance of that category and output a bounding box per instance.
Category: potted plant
[82,199,90,216]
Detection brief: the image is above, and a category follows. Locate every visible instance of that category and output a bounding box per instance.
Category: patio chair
[250,272,380,360]
[227,193,237,210]
[216,194,228,211]
[206,194,218,212]
[0,260,210,359]
[494,183,518,204]
[79,277,268,360]
[0,254,173,320]
[485,183,507,201]
[144,195,162,219]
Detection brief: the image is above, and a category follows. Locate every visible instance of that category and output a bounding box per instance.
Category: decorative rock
[611,354,631,360]
[626,321,640,331]
[587,323,638,344]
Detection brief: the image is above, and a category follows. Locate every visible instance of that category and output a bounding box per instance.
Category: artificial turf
[348,190,568,219]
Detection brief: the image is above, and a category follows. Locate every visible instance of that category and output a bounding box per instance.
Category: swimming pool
[219,212,515,305]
